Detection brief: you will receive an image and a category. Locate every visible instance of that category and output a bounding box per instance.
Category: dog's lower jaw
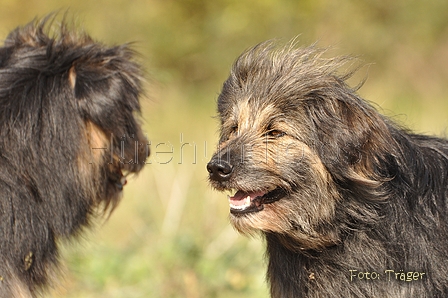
[230,210,340,251]
[226,187,341,250]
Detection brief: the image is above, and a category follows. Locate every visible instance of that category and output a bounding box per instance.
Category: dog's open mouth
[115,170,128,191]
[108,166,128,191]
[228,188,286,215]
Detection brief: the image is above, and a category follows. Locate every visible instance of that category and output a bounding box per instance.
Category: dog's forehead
[230,98,279,129]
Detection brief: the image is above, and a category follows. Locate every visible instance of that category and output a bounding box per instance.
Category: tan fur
[213,95,341,250]
[229,139,340,250]
[68,65,76,89]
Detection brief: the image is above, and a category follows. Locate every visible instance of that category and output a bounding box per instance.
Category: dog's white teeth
[228,195,252,210]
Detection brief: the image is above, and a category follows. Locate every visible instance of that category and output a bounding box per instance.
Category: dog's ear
[69,57,124,120]
[68,46,142,126]
[306,93,397,193]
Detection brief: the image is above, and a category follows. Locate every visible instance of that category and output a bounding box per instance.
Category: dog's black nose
[207,159,233,181]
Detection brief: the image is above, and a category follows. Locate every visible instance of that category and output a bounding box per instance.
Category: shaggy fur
[0,17,148,297]
[207,41,448,297]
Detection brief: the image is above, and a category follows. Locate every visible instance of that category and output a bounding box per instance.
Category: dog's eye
[230,125,238,135]
[266,130,286,138]
[224,125,238,140]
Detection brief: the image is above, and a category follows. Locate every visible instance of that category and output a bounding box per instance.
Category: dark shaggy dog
[207,41,448,297]
[0,18,148,297]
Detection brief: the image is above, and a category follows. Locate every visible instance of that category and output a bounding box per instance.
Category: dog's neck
[265,232,311,297]
[264,231,389,298]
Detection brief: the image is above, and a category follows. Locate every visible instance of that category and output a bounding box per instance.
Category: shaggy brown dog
[0,17,148,297]
[207,41,448,297]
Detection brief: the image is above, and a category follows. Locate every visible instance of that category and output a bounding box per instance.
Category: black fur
[0,17,148,297]
[207,41,448,297]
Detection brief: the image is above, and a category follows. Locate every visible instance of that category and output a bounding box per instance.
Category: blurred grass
[0,0,447,297]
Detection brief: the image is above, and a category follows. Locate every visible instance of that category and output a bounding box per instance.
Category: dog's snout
[207,159,233,181]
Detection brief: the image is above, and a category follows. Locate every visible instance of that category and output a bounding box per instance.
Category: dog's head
[207,42,396,250]
[0,18,149,215]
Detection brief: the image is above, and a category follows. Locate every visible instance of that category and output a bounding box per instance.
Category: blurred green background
[1,0,447,297]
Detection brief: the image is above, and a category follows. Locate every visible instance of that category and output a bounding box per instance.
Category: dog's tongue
[228,190,265,209]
